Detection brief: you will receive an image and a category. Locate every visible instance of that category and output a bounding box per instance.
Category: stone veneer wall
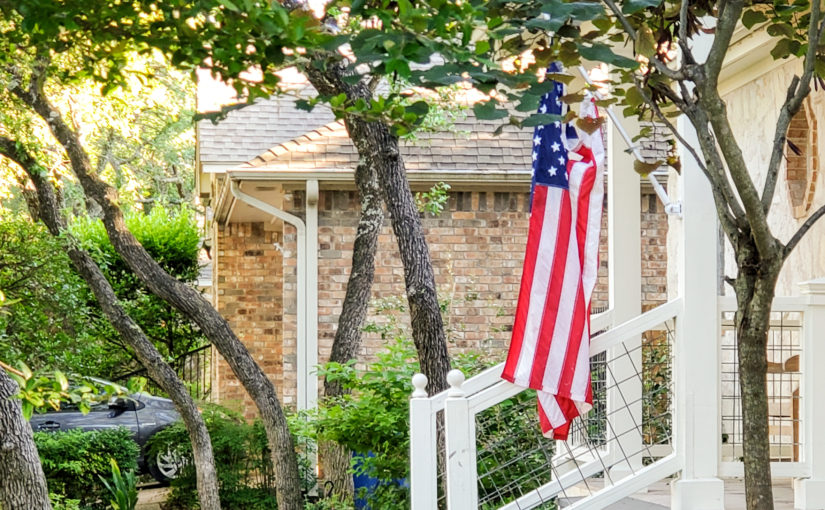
[212,186,668,414]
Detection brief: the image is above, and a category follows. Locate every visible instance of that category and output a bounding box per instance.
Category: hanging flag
[501,66,605,440]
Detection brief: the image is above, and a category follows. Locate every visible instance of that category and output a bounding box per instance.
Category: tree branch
[761,6,825,213]
[704,0,743,88]
[600,0,686,80]
[784,203,825,256]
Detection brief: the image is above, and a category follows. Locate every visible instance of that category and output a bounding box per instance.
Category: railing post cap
[800,277,825,295]
[411,373,428,398]
[447,369,465,397]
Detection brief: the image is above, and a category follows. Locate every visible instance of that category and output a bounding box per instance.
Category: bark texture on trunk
[0,368,52,510]
[305,63,451,396]
[733,244,781,510]
[13,86,304,510]
[320,163,383,497]
[0,139,222,510]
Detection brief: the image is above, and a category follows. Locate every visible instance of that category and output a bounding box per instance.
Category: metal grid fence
[720,311,803,463]
[434,323,676,510]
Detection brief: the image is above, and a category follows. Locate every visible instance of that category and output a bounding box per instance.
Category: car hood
[134,392,178,412]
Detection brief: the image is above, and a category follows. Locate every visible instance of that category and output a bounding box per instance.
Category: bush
[148,405,278,509]
[34,428,139,509]
[313,335,490,510]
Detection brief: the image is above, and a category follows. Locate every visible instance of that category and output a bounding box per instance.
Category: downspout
[230,180,318,412]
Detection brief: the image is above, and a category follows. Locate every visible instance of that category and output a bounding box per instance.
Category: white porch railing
[410,299,684,510]
[717,281,825,507]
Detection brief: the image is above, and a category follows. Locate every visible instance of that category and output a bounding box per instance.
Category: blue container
[352,452,408,510]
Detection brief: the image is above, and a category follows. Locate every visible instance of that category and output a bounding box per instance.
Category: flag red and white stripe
[502,96,605,440]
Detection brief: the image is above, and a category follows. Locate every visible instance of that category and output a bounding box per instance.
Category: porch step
[558,497,668,509]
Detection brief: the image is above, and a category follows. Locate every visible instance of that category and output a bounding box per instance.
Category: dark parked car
[29,380,183,483]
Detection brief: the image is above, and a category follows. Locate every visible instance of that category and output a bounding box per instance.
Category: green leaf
[767,23,795,39]
[742,9,768,29]
[770,38,801,60]
[218,0,240,11]
[54,371,68,391]
[472,100,508,120]
[622,0,662,15]
[635,25,657,58]
[475,40,490,55]
[522,113,563,127]
[577,43,639,69]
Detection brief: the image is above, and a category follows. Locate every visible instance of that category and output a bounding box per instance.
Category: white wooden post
[670,100,725,508]
[444,369,478,510]
[606,102,643,480]
[794,278,825,508]
[410,373,438,510]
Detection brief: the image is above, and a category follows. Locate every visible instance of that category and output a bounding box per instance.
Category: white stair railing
[410,299,684,510]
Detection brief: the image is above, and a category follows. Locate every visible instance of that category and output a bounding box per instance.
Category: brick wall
[213,186,668,414]
[211,222,285,418]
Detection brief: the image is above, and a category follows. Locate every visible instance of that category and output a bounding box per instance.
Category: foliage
[6,360,144,419]
[99,459,138,510]
[34,427,139,509]
[70,206,206,378]
[0,217,108,375]
[147,405,278,510]
[0,211,205,381]
[312,295,492,509]
[414,182,451,217]
[49,493,82,510]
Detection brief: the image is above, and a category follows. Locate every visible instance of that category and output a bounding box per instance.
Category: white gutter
[229,179,319,412]
[577,66,683,217]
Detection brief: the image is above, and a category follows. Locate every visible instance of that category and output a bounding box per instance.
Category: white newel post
[794,278,825,509]
[410,374,437,510]
[670,111,725,508]
[606,105,643,480]
[444,369,478,510]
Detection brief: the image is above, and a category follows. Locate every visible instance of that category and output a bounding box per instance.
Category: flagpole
[577,66,682,216]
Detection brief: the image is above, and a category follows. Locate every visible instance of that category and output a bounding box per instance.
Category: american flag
[501,65,605,440]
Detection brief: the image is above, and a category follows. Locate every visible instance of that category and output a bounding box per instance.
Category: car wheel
[147,445,187,484]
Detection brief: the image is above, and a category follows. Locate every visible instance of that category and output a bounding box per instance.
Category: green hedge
[34,428,139,509]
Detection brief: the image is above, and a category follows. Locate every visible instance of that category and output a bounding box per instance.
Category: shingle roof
[241,112,533,172]
[198,92,336,163]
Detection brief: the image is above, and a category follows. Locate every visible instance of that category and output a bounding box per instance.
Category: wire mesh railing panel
[472,323,674,510]
[720,311,802,463]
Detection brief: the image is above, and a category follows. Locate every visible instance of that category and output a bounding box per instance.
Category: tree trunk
[2,140,222,510]
[320,162,383,498]
[15,87,304,510]
[305,64,452,395]
[0,368,52,510]
[733,250,781,510]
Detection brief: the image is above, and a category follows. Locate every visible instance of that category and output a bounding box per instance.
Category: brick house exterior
[197,93,669,416]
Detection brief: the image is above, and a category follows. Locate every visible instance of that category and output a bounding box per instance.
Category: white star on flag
[532,150,538,162]
[558,155,565,165]
[534,135,542,146]
[539,103,547,114]
[554,121,561,128]
[551,141,560,152]
[549,166,557,176]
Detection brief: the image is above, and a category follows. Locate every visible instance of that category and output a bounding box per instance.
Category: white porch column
[794,278,825,509]
[605,105,643,480]
[670,114,725,509]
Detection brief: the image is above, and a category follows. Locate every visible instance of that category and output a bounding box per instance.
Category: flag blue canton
[531,63,578,193]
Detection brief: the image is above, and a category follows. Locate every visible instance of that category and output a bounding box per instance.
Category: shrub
[147,405,278,509]
[34,428,139,509]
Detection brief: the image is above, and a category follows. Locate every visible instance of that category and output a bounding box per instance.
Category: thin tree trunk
[305,64,452,396]
[320,162,383,498]
[1,139,221,510]
[13,84,304,510]
[733,249,781,510]
[0,368,52,510]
